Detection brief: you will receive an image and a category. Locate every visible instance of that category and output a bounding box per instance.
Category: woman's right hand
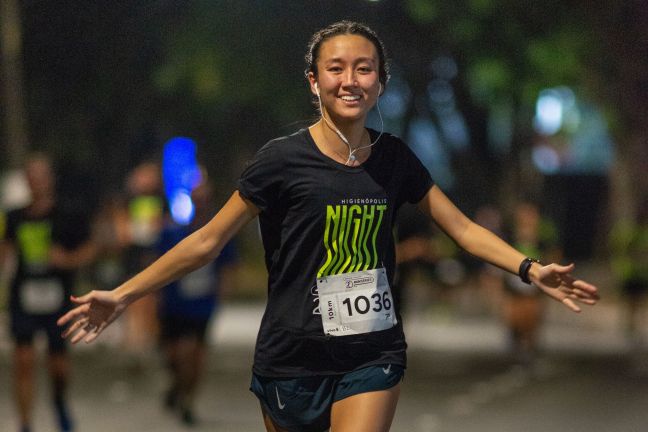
[58,290,127,344]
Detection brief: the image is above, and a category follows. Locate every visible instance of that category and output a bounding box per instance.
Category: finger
[572,280,599,295]
[553,263,575,274]
[572,287,600,301]
[61,317,89,339]
[95,320,110,336]
[84,328,103,343]
[70,292,96,305]
[70,328,90,344]
[561,297,581,313]
[565,291,597,305]
[576,298,598,305]
[562,297,581,312]
[57,303,90,326]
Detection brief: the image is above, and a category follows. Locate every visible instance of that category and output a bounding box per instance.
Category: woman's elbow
[194,229,223,265]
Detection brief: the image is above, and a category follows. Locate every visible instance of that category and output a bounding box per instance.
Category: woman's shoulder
[259,128,310,153]
[369,128,413,156]
[242,128,311,173]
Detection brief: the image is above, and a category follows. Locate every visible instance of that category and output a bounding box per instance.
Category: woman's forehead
[318,34,378,62]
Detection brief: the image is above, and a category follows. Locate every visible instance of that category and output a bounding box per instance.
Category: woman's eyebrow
[323,57,376,65]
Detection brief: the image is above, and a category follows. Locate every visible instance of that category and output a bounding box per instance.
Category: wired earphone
[315,81,384,165]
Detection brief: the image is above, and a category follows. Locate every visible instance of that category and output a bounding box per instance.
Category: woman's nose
[341,69,358,87]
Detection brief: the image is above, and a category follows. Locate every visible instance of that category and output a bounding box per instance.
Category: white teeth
[340,95,361,101]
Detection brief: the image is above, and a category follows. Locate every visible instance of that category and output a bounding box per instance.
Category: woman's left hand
[530,263,600,312]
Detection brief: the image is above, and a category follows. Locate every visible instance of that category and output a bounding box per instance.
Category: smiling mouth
[340,95,361,101]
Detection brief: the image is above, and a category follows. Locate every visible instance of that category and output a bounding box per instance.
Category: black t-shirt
[6,205,91,315]
[238,128,434,377]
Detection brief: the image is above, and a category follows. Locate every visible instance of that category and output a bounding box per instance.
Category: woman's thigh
[329,384,401,432]
[261,404,290,432]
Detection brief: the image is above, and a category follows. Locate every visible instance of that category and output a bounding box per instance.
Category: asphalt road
[1,341,647,431]
[0,301,646,432]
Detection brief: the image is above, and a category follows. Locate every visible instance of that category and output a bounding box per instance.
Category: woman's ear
[308,72,319,96]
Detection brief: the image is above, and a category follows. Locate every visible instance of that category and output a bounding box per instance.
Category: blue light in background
[408,117,455,189]
[162,137,201,225]
[534,90,564,135]
[531,87,614,175]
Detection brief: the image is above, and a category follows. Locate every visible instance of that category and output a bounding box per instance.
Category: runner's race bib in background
[179,264,213,298]
[317,267,397,336]
[20,278,64,314]
[505,273,538,296]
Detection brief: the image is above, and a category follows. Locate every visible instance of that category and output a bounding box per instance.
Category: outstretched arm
[417,185,599,312]
[58,191,259,343]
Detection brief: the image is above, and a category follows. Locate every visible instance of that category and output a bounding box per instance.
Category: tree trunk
[0,0,28,168]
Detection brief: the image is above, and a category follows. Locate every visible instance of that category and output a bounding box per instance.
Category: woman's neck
[310,119,370,165]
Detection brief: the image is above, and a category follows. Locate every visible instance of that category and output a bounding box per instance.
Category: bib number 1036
[342,291,392,317]
[317,267,397,336]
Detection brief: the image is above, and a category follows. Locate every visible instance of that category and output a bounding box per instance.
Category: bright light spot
[163,136,201,225]
[1,170,30,210]
[532,144,561,174]
[170,191,195,226]
[534,91,563,135]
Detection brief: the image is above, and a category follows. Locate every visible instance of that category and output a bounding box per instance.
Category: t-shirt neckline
[304,127,381,172]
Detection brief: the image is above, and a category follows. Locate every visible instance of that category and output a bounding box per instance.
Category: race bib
[20,278,64,314]
[317,267,397,336]
[179,265,213,298]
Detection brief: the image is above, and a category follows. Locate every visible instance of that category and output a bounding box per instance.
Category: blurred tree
[6,0,646,257]
[402,0,596,202]
[400,0,648,257]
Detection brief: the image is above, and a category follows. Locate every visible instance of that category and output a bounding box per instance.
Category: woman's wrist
[113,283,136,305]
[527,262,542,282]
[518,257,541,284]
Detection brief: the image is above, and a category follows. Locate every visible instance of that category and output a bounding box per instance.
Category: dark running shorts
[159,315,211,343]
[11,311,67,353]
[250,364,404,432]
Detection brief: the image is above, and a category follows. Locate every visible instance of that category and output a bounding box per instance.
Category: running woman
[58,21,599,432]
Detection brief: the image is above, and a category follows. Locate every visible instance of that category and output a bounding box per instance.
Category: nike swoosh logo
[275,386,286,410]
[382,364,391,374]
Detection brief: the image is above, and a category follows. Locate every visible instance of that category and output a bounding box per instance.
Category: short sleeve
[400,143,435,204]
[237,142,284,212]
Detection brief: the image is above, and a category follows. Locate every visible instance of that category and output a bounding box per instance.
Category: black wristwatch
[518,257,540,284]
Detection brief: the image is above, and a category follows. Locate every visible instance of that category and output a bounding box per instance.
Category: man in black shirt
[1,154,95,432]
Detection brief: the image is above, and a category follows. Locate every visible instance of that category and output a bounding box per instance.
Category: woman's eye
[358,67,373,73]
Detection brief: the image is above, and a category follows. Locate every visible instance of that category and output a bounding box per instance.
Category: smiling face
[308,34,381,125]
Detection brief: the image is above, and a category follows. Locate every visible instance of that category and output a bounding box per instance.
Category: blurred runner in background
[122,161,164,369]
[0,153,96,432]
[502,201,561,365]
[611,200,648,355]
[157,173,238,427]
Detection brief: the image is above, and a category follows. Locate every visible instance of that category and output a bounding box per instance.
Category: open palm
[531,263,599,312]
[58,290,127,344]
